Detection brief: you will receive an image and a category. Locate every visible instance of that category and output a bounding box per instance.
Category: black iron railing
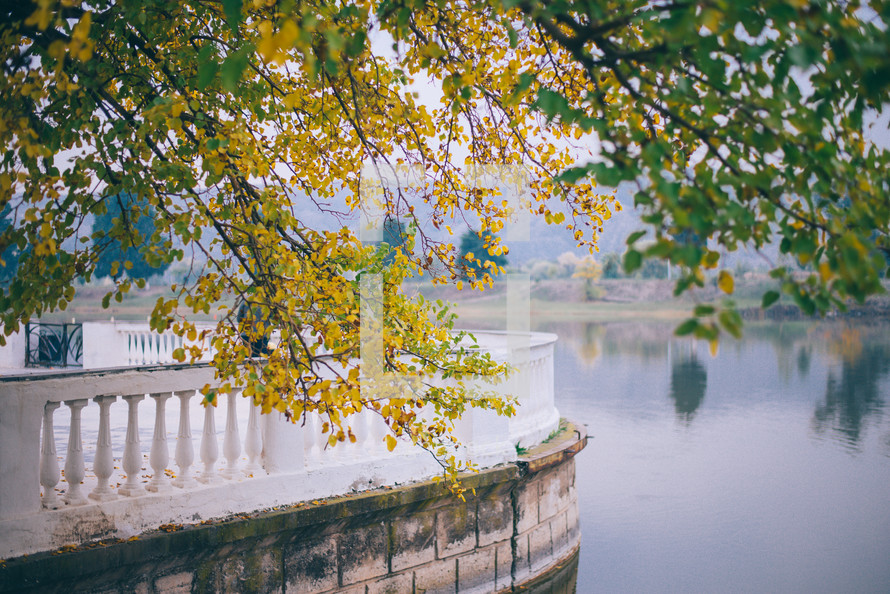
[25,322,83,368]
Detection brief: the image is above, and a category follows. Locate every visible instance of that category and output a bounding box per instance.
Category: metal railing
[24,322,83,368]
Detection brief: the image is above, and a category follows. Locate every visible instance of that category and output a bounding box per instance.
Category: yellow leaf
[385,434,397,452]
[717,270,734,294]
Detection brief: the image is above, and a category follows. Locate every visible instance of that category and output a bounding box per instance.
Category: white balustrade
[197,398,220,484]
[222,389,242,479]
[303,412,325,468]
[146,392,173,492]
[90,394,118,501]
[261,410,305,474]
[361,409,388,458]
[173,391,197,488]
[0,330,557,560]
[119,394,146,497]
[244,396,263,476]
[353,410,373,459]
[63,399,88,506]
[127,333,140,365]
[125,330,176,366]
[40,402,61,509]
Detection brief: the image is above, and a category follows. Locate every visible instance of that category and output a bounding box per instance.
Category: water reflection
[535,320,670,365]
[543,317,890,593]
[745,322,812,382]
[538,317,890,452]
[669,351,707,424]
[517,547,579,593]
[813,343,890,451]
[797,344,812,376]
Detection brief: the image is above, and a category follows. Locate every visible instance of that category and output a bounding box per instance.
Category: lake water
[537,319,890,593]
[42,317,890,592]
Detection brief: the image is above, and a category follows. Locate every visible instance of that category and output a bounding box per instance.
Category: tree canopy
[458,229,508,282]
[377,217,409,267]
[2,0,888,484]
[0,205,27,288]
[92,193,171,280]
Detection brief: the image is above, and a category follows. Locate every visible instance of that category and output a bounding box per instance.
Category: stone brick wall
[1,422,586,593]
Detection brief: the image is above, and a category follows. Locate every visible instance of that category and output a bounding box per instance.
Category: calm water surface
[51,318,890,592]
[538,319,890,593]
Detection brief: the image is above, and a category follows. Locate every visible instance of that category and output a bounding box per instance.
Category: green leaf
[534,88,570,119]
[221,45,253,92]
[221,0,243,32]
[718,310,742,339]
[675,318,698,336]
[693,304,715,316]
[554,166,589,185]
[506,25,518,48]
[346,31,367,58]
[624,250,642,273]
[626,230,646,246]
[761,290,780,308]
[587,162,623,187]
[197,60,218,90]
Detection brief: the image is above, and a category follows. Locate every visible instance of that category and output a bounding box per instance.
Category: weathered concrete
[0,421,586,593]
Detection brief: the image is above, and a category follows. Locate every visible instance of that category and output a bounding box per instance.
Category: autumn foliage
[2,0,888,483]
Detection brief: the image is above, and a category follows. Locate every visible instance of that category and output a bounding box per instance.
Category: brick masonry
[1,421,586,593]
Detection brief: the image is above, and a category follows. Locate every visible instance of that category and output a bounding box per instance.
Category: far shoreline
[31,277,890,325]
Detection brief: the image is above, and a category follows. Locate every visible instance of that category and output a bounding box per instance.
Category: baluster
[303,412,324,469]
[343,415,360,461]
[161,333,172,363]
[155,334,164,364]
[197,396,220,483]
[172,391,197,488]
[244,396,263,476]
[144,334,153,364]
[362,409,385,459]
[89,394,118,501]
[130,333,138,365]
[221,389,242,479]
[301,412,315,468]
[140,333,147,364]
[126,333,134,366]
[118,394,146,497]
[146,392,173,492]
[261,409,304,473]
[133,332,141,365]
[314,413,327,468]
[63,399,88,505]
[346,411,366,461]
[40,402,62,509]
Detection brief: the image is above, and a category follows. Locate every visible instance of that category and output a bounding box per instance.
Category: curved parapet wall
[0,421,587,593]
[0,331,560,560]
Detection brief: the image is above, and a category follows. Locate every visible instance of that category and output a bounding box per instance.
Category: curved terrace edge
[1,419,587,593]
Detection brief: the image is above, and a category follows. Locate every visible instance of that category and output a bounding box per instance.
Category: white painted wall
[0,329,26,369]
[81,322,130,368]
